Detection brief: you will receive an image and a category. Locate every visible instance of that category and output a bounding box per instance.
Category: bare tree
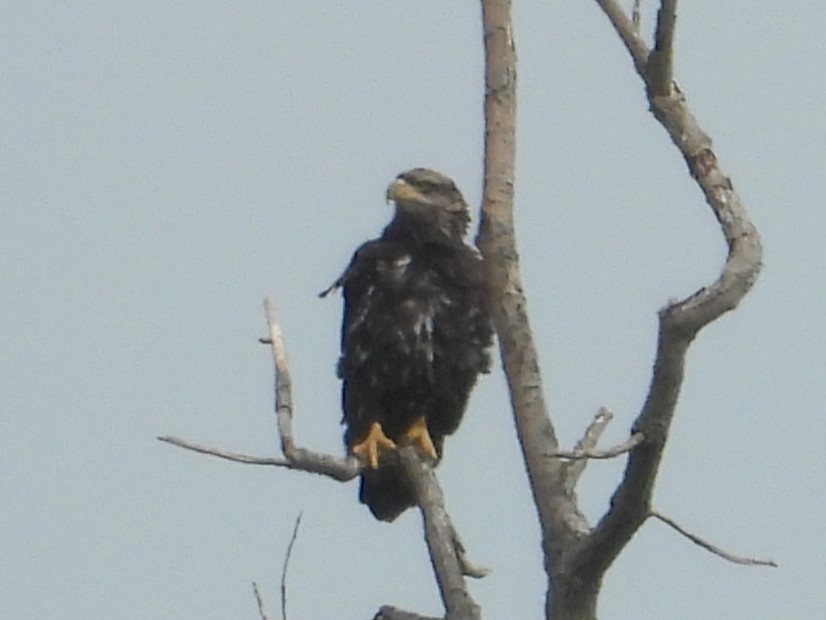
[161,2,770,619]
[478,1,767,618]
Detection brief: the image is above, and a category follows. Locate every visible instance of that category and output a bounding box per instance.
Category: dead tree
[161,2,769,619]
[478,1,766,619]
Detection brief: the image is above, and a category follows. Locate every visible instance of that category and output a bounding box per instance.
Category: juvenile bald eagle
[323,168,493,521]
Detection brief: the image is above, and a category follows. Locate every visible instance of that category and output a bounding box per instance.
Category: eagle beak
[386,178,424,204]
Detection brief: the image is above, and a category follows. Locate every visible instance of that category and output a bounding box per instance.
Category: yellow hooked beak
[386,178,426,204]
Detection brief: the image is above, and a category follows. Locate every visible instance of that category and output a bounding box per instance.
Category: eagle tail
[359,465,415,522]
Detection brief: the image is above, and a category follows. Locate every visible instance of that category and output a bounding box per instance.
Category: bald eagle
[323,168,493,521]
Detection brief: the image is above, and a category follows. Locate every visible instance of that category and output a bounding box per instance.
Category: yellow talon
[352,422,397,469]
[401,416,438,460]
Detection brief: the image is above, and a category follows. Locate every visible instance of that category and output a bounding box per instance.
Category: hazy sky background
[3,2,824,618]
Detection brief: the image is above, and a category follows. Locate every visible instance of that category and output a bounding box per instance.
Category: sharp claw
[352,422,396,468]
[402,416,437,460]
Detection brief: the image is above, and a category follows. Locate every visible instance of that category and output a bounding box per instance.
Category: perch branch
[399,448,481,620]
[571,0,763,592]
[281,512,303,620]
[253,582,269,620]
[649,510,777,568]
[163,294,483,619]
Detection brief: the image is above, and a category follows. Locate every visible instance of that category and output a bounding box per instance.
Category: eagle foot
[401,416,438,461]
[352,422,396,469]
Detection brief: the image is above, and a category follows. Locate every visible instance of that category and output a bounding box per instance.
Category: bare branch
[592,0,649,72]
[263,297,296,460]
[163,292,484,618]
[649,510,777,568]
[478,0,583,576]
[158,435,289,466]
[632,0,642,33]
[281,513,303,620]
[573,407,614,453]
[253,582,269,620]
[399,448,481,620]
[159,297,362,481]
[562,0,764,603]
[157,435,360,481]
[553,432,644,461]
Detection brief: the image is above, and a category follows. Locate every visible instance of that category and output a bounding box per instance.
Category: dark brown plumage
[324,168,493,521]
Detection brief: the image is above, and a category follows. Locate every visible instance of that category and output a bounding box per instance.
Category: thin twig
[649,510,777,567]
[552,432,644,460]
[281,512,303,620]
[158,436,289,466]
[157,435,361,481]
[253,582,269,620]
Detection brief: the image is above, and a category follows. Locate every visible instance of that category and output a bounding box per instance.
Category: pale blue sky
[3,2,823,618]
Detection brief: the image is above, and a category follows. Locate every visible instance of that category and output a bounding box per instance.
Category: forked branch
[570,0,764,593]
[158,299,361,481]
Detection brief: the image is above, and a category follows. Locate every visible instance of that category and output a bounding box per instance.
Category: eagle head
[385,168,470,241]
